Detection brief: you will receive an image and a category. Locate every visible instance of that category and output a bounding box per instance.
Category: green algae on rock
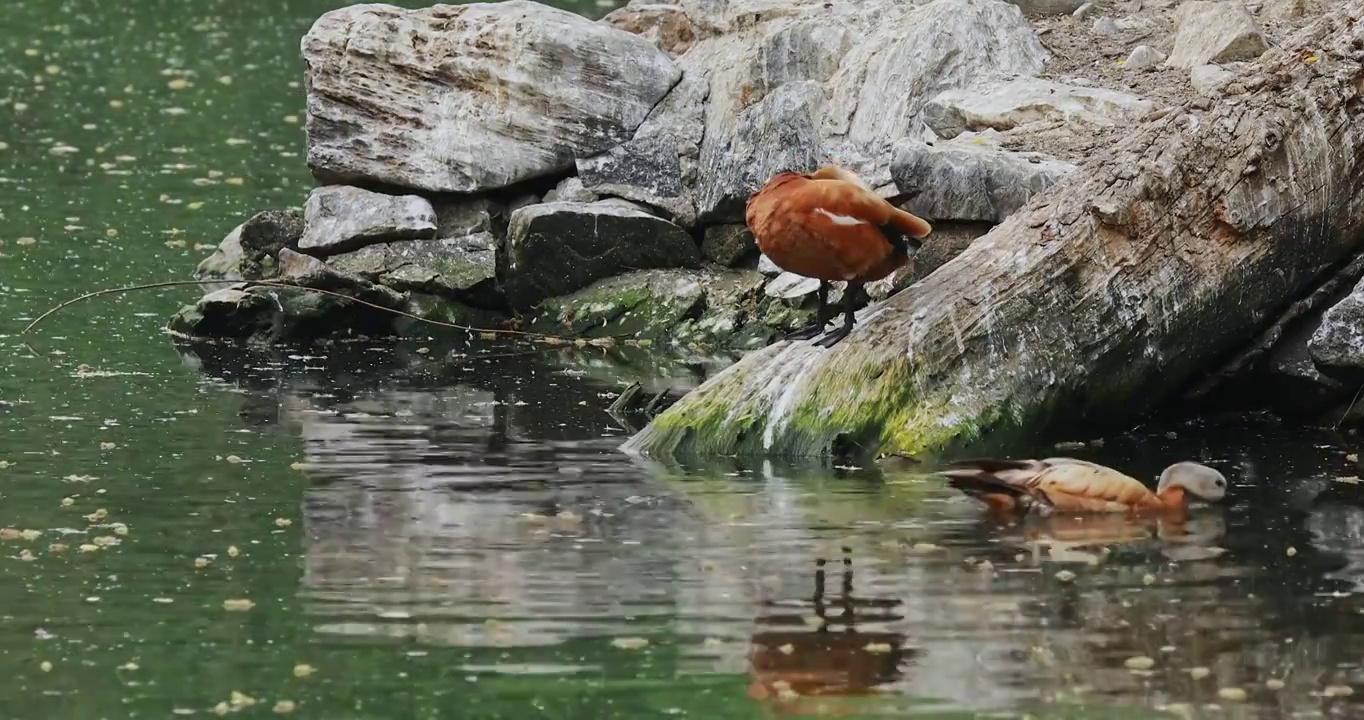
[527,269,815,347]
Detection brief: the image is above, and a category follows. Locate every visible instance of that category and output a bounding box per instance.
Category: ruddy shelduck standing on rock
[938,457,1228,517]
[745,165,933,348]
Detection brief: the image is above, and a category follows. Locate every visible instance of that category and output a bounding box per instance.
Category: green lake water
[6,1,1364,718]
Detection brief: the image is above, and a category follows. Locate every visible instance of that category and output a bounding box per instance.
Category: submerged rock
[501,200,702,310]
[172,250,414,343]
[1165,1,1268,68]
[890,138,1077,222]
[298,186,437,256]
[302,1,681,192]
[924,78,1154,139]
[1263,322,1348,415]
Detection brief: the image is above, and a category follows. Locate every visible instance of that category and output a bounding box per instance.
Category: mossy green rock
[529,270,706,339]
[528,268,814,347]
[328,232,499,305]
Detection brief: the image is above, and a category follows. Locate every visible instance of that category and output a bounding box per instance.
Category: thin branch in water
[19,279,630,346]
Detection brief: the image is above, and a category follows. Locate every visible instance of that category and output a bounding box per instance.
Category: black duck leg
[784,280,832,341]
[814,282,862,348]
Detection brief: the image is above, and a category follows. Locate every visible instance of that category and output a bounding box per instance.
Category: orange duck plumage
[938,457,1228,517]
[745,165,932,348]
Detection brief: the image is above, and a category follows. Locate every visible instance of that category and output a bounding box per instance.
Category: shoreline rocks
[174,0,1335,391]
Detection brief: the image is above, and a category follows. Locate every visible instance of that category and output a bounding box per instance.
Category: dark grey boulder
[501,200,702,310]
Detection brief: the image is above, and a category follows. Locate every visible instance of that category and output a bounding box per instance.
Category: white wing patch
[814,208,868,226]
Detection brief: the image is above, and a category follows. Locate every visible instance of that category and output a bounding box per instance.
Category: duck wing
[941,457,1157,513]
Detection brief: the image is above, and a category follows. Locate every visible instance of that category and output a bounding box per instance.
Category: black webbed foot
[814,323,853,348]
[784,322,828,341]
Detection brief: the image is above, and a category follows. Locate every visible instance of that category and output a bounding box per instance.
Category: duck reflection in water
[746,547,913,716]
[984,505,1229,567]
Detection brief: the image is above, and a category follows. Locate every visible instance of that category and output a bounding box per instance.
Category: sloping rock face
[890,138,1077,222]
[501,200,702,310]
[302,1,681,192]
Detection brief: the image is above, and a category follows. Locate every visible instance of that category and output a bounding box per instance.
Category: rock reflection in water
[176,340,1364,716]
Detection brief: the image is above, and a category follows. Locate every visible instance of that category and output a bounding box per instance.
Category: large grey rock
[302,1,681,193]
[1310,277,1364,379]
[298,186,437,256]
[923,78,1154,139]
[328,232,499,304]
[501,200,702,310]
[890,138,1077,222]
[673,0,1048,222]
[1165,1,1268,68]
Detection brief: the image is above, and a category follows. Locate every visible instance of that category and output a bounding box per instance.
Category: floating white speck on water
[1125,656,1155,670]
[1218,687,1247,702]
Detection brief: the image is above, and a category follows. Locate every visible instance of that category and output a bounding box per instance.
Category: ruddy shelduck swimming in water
[745,165,933,348]
[938,457,1228,517]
